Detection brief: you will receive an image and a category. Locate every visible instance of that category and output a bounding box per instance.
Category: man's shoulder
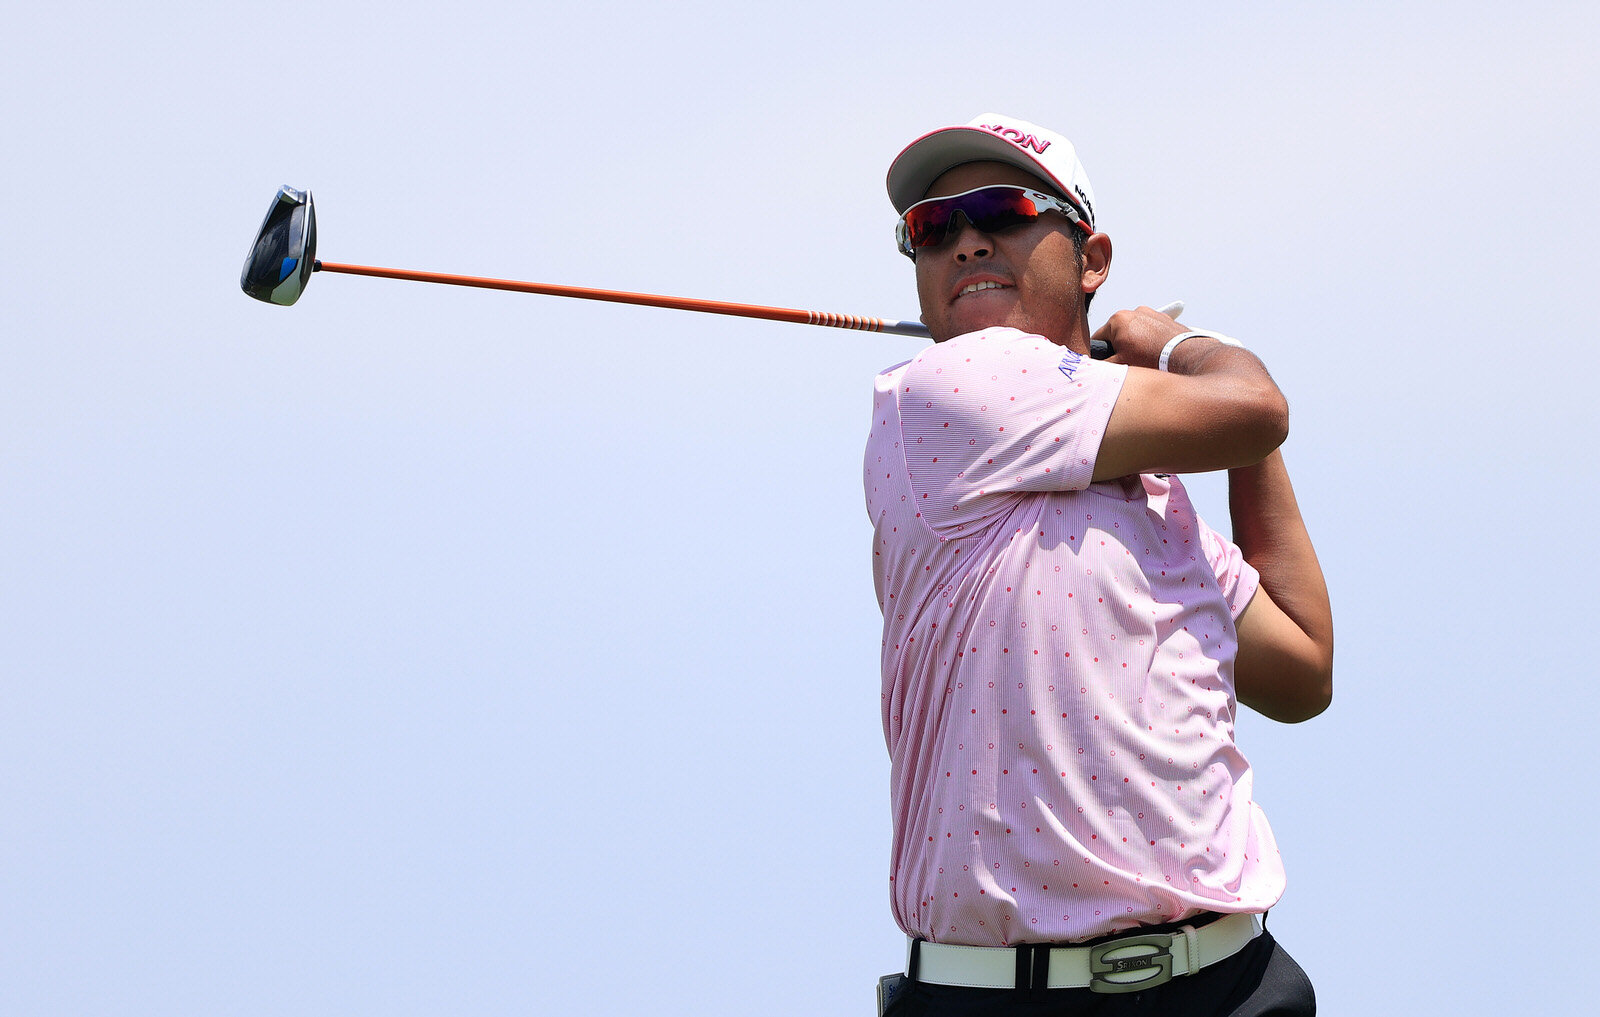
[880,329,1124,409]
[928,326,1053,355]
[880,328,1077,377]
[874,357,915,387]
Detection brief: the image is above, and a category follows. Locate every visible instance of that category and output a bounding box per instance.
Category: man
[865,114,1333,1016]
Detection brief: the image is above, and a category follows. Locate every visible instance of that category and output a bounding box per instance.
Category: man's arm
[1230,450,1334,722]
[1091,307,1288,481]
[1089,307,1330,718]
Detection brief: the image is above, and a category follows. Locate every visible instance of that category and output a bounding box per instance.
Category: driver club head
[241,185,317,305]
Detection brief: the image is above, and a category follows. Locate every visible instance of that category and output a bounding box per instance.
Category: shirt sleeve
[895,329,1127,535]
[1196,512,1261,620]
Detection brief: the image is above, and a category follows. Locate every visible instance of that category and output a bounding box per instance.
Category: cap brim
[887,126,1074,214]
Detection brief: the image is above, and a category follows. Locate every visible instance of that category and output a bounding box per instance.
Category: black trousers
[884,931,1315,1016]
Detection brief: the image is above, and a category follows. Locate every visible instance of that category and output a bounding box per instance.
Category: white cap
[886,113,1097,231]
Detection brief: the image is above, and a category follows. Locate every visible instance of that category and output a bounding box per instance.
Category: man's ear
[1081,232,1112,294]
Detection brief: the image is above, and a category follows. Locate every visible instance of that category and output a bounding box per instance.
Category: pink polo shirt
[864,327,1284,946]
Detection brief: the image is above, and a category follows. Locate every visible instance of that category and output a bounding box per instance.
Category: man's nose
[946,211,991,262]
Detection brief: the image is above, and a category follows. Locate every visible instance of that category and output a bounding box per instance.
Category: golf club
[241,186,1179,357]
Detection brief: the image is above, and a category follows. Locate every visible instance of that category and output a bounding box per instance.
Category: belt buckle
[1088,933,1175,994]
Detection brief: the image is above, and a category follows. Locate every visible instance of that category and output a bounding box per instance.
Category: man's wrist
[1158,330,1246,372]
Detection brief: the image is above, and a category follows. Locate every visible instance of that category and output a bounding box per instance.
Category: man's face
[911,161,1102,346]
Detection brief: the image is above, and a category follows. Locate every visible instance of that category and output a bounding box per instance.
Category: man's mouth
[957,280,1010,298]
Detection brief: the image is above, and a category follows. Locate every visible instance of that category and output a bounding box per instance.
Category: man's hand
[1094,305,1190,370]
[1091,309,1288,481]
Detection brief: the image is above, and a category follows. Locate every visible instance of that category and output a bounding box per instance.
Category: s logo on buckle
[1089,934,1175,994]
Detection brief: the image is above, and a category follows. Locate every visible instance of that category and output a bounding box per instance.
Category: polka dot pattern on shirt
[864,328,1283,946]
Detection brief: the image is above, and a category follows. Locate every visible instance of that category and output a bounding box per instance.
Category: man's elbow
[1243,650,1333,724]
[1240,384,1290,464]
[1276,657,1333,723]
[1290,668,1333,722]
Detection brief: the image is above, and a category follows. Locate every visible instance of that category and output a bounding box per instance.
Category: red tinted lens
[902,187,1041,249]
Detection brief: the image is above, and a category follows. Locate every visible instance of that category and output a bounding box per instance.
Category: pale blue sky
[3,2,1597,1014]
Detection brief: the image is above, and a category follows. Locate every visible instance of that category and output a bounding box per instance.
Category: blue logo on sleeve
[1058,349,1083,380]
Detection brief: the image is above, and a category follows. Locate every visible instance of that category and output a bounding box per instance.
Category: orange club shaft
[312,261,932,337]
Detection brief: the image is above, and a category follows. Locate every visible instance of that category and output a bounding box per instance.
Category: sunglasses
[896,185,1089,259]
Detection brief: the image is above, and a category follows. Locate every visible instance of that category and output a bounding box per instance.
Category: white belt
[909,912,1260,995]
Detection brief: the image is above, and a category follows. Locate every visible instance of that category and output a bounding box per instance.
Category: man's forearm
[1229,450,1335,717]
[1230,453,1330,632]
[1093,346,1288,480]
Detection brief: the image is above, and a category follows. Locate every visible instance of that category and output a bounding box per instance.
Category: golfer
[866,114,1333,1016]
